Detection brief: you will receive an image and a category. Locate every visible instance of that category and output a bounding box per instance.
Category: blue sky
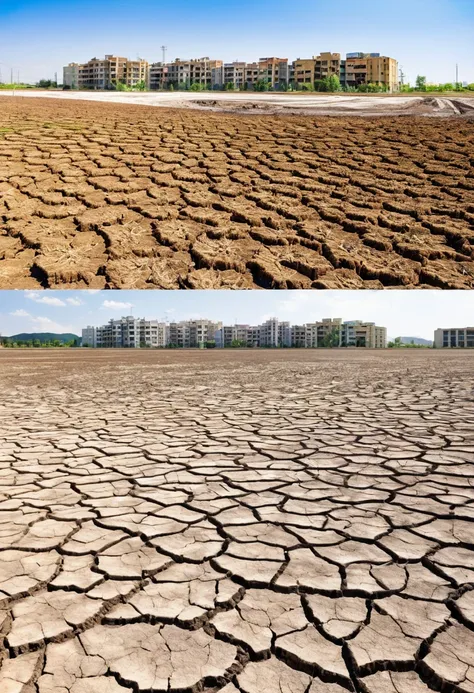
[0,290,473,339]
[1,0,473,84]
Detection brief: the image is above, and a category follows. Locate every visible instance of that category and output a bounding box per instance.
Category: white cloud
[25,292,66,307]
[102,300,134,311]
[30,316,72,332]
[65,298,83,306]
[10,309,30,317]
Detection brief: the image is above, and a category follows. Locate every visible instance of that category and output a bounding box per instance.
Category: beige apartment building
[315,52,341,81]
[342,53,398,91]
[152,57,223,89]
[211,58,286,90]
[366,56,399,91]
[64,55,148,90]
[63,63,80,88]
[293,58,317,85]
[293,52,341,86]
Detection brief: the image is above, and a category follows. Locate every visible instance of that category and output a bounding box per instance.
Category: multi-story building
[434,327,474,349]
[258,318,292,348]
[156,57,223,89]
[63,63,80,88]
[293,58,317,86]
[304,319,343,348]
[168,320,222,348]
[257,57,289,89]
[314,52,341,81]
[81,326,97,347]
[65,55,148,90]
[341,52,398,91]
[216,324,252,347]
[341,321,387,348]
[85,317,168,348]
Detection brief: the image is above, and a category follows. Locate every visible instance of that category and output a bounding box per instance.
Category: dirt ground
[1,97,474,290]
[0,348,474,693]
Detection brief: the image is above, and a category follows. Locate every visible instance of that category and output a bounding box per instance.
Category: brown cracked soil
[0,97,474,289]
[0,348,474,692]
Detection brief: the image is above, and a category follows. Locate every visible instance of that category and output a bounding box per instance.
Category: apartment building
[168,320,222,348]
[341,321,387,348]
[304,319,343,348]
[314,52,341,81]
[341,52,398,91]
[211,58,286,90]
[84,317,168,348]
[63,63,80,88]
[293,58,317,86]
[434,328,474,349]
[64,55,148,90]
[82,326,97,348]
[258,57,289,89]
[152,57,223,89]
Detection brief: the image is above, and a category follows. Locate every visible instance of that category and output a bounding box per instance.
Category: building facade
[150,57,223,89]
[63,63,80,88]
[64,55,148,90]
[434,328,474,348]
[340,53,398,91]
[84,317,387,349]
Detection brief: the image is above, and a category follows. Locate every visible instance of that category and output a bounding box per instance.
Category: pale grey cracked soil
[0,348,473,693]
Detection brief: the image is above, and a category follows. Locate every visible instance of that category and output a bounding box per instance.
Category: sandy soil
[2,89,474,117]
[0,348,473,693]
[1,97,474,290]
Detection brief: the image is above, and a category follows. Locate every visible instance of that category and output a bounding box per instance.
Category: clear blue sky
[1,0,473,84]
[0,290,473,339]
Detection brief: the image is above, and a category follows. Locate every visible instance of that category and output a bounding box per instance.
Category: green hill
[6,332,80,344]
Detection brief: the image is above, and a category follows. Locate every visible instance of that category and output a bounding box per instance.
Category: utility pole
[456,63,459,87]
[399,65,405,87]
[54,71,58,87]
[160,46,168,90]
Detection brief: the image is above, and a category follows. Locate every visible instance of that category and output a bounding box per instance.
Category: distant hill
[6,333,80,344]
[397,336,433,346]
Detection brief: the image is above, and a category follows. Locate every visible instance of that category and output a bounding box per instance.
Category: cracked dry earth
[0,349,474,693]
[1,97,474,290]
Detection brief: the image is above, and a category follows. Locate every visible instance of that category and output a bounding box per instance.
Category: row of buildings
[63,51,399,92]
[82,317,387,349]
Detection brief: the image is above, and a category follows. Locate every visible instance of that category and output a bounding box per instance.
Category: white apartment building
[82,326,97,348]
[168,320,222,348]
[84,317,168,349]
[434,327,474,348]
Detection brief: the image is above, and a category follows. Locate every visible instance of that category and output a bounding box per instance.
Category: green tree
[321,329,340,348]
[134,80,147,92]
[190,82,205,92]
[327,74,341,92]
[415,75,427,91]
[254,79,270,92]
